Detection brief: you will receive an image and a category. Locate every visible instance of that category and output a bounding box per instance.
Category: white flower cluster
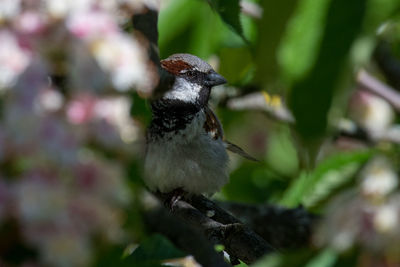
[0,1,154,266]
[0,0,158,93]
[349,90,395,140]
[0,64,136,266]
[0,30,30,90]
[316,156,400,258]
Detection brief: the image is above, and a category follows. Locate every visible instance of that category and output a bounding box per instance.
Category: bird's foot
[164,187,186,211]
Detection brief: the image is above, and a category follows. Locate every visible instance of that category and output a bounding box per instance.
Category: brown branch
[335,118,400,145]
[152,193,273,265]
[132,5,160,68]
[132,4,175,99]
[218,202,318,250]
[144,203,230,267]
[144,194,318,265]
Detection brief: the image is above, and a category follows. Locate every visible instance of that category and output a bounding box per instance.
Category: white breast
[144,110,229,195]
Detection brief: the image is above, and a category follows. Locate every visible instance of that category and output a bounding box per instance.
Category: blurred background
[0,0,400,266]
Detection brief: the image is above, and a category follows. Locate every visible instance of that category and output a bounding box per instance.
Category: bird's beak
[205,71,227,87]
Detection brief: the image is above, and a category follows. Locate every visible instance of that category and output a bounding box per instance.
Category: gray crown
[164,53,214,73]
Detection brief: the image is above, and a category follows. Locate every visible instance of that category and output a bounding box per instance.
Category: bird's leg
[170,187,184,209]
[164,187,186,211]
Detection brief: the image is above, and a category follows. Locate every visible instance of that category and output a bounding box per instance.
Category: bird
[144,53,256,199]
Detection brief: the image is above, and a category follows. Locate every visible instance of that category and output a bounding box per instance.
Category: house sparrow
[144,53,256,197]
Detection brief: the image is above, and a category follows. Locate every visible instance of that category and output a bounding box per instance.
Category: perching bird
[144,53,256,197]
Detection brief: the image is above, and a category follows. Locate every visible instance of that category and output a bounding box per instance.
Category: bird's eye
[186,71,195,77]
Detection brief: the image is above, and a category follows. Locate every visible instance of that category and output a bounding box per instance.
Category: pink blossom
[0,1,145,265]
[66,94,96,124]
[66,9,118,39]
[14,11,47,34]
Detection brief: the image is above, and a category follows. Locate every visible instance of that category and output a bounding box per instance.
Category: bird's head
[160,53,227,105]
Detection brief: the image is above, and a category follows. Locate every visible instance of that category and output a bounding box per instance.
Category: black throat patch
[147,98,201,140]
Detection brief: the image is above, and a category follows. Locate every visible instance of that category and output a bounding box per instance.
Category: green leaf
[254,0,299,86]
[218,47,254,85]
[214,244,225,252]
[127,234,186,266]
[252,249,315,267]
[222,163,288,204]
[280,150,373,208]
[208,0,244,39]
[251,253,283,267]
[158,0,243,59]
[278,0,333,83]
[266,125,299,177]
[304,249,337,267]
[364,0,400,32]
[288,0,367,140]
[158,0,201,51]
[94,245,129,267]
[236,260,249,267]
[130,93,151,125]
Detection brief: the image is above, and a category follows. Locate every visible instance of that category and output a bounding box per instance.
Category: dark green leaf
[158,0,243,59]
[289,0,367,140]
[94,245,130,267]
[222,163,288,204]
[364,0,400,32]
[127,234,186,265]
[208,0,244,39]
[254,0,299,87]
[130,93,151,125]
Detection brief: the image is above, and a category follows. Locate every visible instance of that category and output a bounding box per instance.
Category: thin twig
[226,91,295,123]
[373,40,400,90]
[357,69,400,112]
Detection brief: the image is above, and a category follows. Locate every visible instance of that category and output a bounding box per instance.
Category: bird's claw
[164,188,186,211]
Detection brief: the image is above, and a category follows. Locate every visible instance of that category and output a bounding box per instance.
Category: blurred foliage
[157,0,400,266]
[289,0,366,144]
[1,0,400,266]
[280,150,374,209]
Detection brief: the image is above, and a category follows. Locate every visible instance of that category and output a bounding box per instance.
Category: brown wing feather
[224,141,259,162]
[203,106,258,161]
[203,106,224,140]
